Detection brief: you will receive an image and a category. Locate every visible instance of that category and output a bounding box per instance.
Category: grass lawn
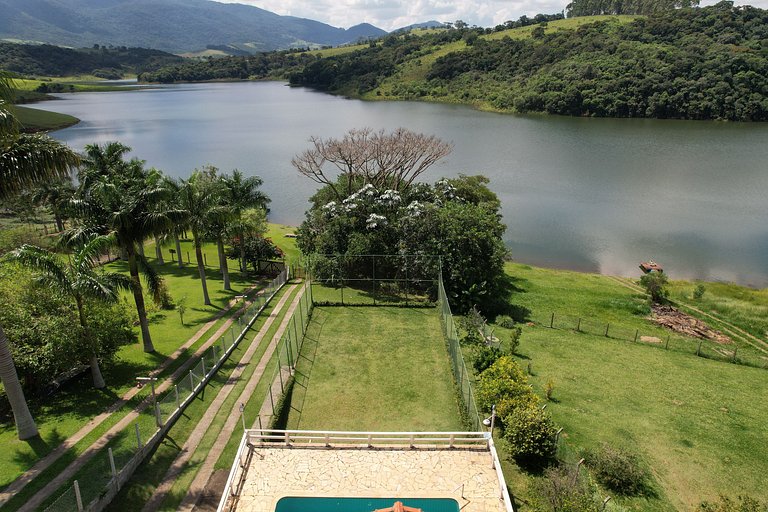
[0,238,268,490]
[285,306,463,432]
[493,263,768,511]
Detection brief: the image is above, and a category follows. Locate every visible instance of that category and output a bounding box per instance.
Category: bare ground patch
[651,304,732,344]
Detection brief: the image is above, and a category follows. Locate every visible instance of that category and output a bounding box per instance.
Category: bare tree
[292,128,453,200]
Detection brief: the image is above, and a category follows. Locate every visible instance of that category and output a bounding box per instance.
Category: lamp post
[482,404,497,436]
[137,376,161,427]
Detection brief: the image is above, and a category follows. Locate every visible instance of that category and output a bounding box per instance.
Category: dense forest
[566,0,700,16]
[138,51,317,83]
[0,43,182,78]
[289,2,768,121]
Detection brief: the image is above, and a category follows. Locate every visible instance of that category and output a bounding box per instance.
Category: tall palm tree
[222,170,270,273]
[7,236,132,388]
[66,142,181,353]
[162,177,188,268]
[177,172,227,305]
[1,70,80,439]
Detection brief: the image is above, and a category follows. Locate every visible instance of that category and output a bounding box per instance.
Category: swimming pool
[275,497,460,512]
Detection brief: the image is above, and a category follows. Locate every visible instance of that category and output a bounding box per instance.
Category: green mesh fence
[438,272,482,431]
[43,268,290,511]
[307,254,438,306]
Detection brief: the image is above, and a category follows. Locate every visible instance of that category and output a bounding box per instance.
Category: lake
[30,81,768,287]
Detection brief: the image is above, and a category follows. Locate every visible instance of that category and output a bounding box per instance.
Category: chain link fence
[438,271,482,431]
[307,254,439,306]
[43,269,289,512]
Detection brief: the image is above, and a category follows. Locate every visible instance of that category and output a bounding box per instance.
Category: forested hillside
[287,2,768,121]
[0,43,182,78]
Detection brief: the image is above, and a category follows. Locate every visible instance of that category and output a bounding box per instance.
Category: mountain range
[0,0,394,53]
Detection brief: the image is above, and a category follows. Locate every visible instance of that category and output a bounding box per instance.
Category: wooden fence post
[550,312,555,328]
[697,341,702,356]
[605,324,610,337]
[576,318,581,332]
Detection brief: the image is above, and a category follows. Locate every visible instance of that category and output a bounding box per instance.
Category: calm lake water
[31,81,768,287]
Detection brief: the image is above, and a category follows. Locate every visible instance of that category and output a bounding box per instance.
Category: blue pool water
[275,497,460,512]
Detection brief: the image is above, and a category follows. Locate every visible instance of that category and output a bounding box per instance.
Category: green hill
[287,4,768,121]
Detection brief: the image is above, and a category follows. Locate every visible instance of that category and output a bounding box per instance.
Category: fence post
[286,334,293,369]
[175,385,180,409]
[634,330,639,342]
[190,369,195,389]
[550,312,555,328]
[605,323,610,337]
[732,347,738,362]
[278,352,284,393]
[298,298,304,334]
[697,341,702,356]
[212,345,217,364]
[372,256,377,306]
[665,336,670,350]
[576,318,581,332]
[74,480,83,512]
[204,254,208,266]
[201,355,206,376]
[187,251,190,263]
[108,447,117,478]
[292,315,300,351]
[222,336,227,354]
[135,423,142,449]
[269,386,275,416]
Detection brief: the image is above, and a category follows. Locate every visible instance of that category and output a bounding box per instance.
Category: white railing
[246,429,488,447]
[218,430,515,512]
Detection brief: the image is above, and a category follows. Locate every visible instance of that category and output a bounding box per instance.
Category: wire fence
[438,271,482,431]
[307,254,439,306]
[43,269,289,512]
[262,279,314,428]
[544,311,768,371]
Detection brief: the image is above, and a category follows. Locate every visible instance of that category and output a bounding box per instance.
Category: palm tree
[222,170,270,273]
[1,70,80,439]
[31,178,76,232]
[176,171,227,305]
[7,236,132,388]
[66,142,182,353]
[162,177,188,269]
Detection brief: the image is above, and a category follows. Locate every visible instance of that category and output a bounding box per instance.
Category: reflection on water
[31,82,768,287]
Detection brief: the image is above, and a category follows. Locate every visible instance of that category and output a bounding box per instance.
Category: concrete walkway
[6,282,278,511]
[141,285,303,511]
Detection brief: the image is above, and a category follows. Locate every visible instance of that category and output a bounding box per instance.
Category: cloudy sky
[214,0,767,30]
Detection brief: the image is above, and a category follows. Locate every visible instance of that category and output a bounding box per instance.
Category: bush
[693,283,706,300]
[495,314,516,328]
[503,404,557,461]
[473,344,501,373]
[584,444,650,495]
[506,326,522,355]
[545,379,555,401]
[533,465,602,512]
[476,356,539,418]
[698,495,767,512]
[640,272,669,303]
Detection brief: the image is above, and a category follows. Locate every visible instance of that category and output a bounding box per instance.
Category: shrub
[545,379,555,401]
[533,465,602,512]
[640,272,669,303]
[506,326,522,355]
[693,283,706,300]
[473,344,502,373]
[503,404,558,461]
[698,495,767,512]
[476,356,539,418]
[495,314,516,329]
[584,444,650,495]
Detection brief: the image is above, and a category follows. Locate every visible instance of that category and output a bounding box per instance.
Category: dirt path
[6,282,281,511]
[143,286,306,512]
[605,275,768,354]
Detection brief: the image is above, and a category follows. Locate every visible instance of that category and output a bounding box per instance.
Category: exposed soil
[194,469,229,511]
[651,304,732,344]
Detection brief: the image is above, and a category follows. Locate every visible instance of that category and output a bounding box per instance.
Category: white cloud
[214,0,768,31]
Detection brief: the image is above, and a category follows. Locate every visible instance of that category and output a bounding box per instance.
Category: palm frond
[0,134,80,201]
[135,252,164,304]
[6,245,71,290]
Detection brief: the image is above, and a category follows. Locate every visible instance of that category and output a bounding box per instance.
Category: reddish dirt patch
[651,304,732,344]
[195,469,230,511]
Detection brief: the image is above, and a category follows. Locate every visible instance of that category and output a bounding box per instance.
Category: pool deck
[229,444,507,512]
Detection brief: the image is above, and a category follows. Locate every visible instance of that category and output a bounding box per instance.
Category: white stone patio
[229,445,507,512]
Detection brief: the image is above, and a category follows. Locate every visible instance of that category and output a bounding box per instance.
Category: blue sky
[213,0,768,31]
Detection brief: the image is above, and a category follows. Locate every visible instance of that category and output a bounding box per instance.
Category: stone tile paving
[234,445,506,512]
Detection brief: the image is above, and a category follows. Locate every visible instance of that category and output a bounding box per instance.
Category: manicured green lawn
[0,239,266,489]
[285,306,462,432]
[10,105,79,132]
[494,263,768,511]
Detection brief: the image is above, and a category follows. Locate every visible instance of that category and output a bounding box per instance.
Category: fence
[543,311,768,371]
[44,269,289,512]
[307,254,439,306]
[438,271,483,431]
[219,430,514,512]
[261,279,314,428]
